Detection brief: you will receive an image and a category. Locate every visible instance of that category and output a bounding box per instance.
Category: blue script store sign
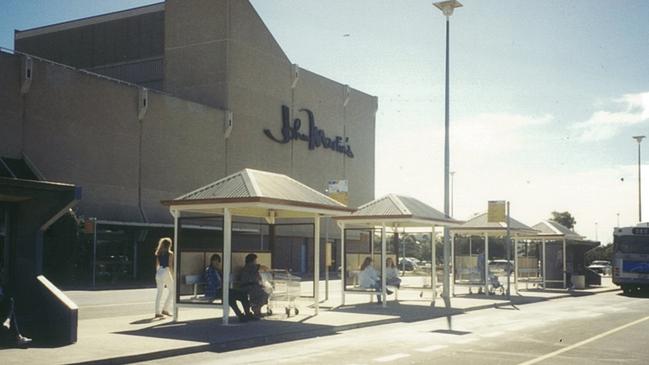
[264,105,354,158]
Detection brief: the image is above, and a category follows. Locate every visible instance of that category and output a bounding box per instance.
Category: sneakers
[15,335,32,346]
[386,289,394,295]
[154,313,164,319]
[161,310,172,317]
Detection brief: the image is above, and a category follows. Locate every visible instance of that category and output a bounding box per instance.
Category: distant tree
[585,243,613,264]
[550,211,576,230]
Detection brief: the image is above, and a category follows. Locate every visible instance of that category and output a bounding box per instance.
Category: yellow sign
[487,201,506,223]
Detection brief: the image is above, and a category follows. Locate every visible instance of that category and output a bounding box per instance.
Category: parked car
[587,260,612,275]
[488,259,514,275]
[398,257,419,271]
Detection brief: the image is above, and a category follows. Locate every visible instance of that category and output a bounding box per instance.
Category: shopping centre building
[0,0,377,289]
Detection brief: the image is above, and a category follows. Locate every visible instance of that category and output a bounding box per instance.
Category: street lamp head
[434,0,463,17]
[633,135,646,143]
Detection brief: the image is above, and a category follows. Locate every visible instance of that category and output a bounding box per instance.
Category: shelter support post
[223,208,232,325]
[171,210,180,322]
[314,215,320,314]
[450,232,455,296]
[340,222,346,306]
[514,238,519,294]
[562,238,567,289]
[484,233,489,295]
[381,224,387,307]
[542,239,546,289]
[432,225,437,304]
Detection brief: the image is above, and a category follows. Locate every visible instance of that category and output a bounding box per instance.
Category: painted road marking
[374,353,410,362]
[518,314,649,365]
[481,331,505,338]
[416,344,448,353]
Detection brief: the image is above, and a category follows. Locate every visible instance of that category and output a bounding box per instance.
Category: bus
[613,225,649,295]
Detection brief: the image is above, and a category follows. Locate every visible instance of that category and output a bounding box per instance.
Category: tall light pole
[633,136,645,222]
[434,0,462,303]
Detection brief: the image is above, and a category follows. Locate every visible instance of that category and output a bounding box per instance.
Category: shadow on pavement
[335,301,465,323]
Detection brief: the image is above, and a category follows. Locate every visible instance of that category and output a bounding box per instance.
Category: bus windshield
[615,236,649,255]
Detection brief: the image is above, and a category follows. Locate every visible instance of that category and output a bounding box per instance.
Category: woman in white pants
[154,237,174,318]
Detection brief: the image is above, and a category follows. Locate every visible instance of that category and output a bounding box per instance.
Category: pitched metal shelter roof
[335,194,461,227]
[527,220,599,247]
[162,169,354,218]
[450,212,538,236]
[532,220,584,240]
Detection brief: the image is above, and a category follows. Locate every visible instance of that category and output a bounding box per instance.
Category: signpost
[488,200,511,299]
[325,180,348,301]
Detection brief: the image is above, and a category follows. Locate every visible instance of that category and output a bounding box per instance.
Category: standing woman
[154,237,174,318]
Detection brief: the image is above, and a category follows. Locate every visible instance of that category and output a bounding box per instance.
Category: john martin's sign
[264,105,354,158]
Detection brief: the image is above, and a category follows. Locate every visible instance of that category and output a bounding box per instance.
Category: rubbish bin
[572,275,586,289]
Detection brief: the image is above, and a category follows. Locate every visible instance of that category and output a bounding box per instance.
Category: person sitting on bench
[204,254,254,322]
[385,257,401,289]
[0,270,31,346]
[358,257,393,304]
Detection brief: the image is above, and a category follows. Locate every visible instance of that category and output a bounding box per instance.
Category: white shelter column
[432,225,437,302]
[542,239,546,289]
[514,238,519,294]
[484,233,489,295]
[171,209,180,322]
[381,223,387,307]
[450,231,455,296]
[562,238,567,288]
[314,215,320,314]
[340,222,346,306]
[222,208,232,325]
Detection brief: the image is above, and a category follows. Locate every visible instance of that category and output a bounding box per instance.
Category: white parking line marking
[416,344,448,353]
[374,353,410,362]
[518,314,649,365]
[482,331,505,338]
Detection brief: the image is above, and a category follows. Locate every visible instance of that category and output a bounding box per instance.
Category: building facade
[1,0,376,288]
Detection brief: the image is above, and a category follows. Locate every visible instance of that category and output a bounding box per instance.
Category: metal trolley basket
[266,269,301,316]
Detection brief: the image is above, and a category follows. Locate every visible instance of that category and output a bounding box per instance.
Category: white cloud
[574,91,649,142]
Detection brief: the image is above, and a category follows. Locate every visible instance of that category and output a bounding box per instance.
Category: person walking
[154,237,174,318]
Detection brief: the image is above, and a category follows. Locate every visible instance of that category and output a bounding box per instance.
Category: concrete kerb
[68,286,620,365]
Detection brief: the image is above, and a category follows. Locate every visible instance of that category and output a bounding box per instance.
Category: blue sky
[2,0,649,242]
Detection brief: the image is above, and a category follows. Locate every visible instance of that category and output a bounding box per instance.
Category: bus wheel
[622,285,632,295]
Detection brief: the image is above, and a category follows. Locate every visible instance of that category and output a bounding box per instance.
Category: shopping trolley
[267,269,301,317]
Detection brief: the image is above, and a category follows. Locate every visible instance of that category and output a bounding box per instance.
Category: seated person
[238,254,271,318]
[203,254,254,322]
[0,269,31,346]
[385,257,401,289]
[358,257,392,304]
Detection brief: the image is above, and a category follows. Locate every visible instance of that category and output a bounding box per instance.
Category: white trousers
[155,267,174,315]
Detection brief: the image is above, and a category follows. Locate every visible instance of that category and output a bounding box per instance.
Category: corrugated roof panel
[177,173,250,200]
[397,195,449,221]
[253,171,344,207]
[458,212,534,231]
[173,169,346,209]
[352,195,403,216]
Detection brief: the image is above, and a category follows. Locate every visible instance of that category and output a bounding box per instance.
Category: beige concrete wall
[0,52,23,158]
[8,53,225,222]
[163,0,229,109]
[141,92,226,223]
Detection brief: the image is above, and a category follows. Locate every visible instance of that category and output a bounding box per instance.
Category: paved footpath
[0,279,618,364]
